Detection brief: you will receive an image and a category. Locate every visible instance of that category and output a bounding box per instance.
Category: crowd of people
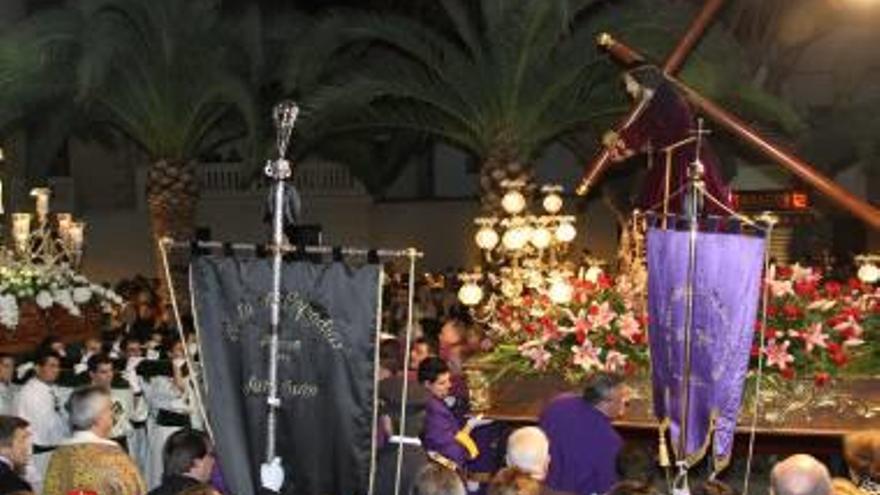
[0,268,876,495]
[0,276,282,494]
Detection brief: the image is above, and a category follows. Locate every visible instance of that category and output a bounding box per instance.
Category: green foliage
[0,0,256,168]
[307,0,622,164]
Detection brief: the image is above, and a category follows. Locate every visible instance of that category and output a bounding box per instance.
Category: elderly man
[42,385,146,495]
[539,373,629,495]
[13,351,67,492]
[0,415,34,494]
[506,427,574,495]
[770,454,832,495]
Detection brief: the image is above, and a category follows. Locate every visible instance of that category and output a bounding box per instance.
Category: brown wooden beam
[580,35,880,230]
[663,0,727,75]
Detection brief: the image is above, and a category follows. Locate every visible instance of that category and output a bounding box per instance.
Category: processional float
[577,1,880,494]
[158,102,422,495]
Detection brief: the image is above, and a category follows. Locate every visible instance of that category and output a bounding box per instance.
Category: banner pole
[265,101,299,463]
[394,248,419,495]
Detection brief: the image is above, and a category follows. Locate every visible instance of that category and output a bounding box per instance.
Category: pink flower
[768,279,794,298]
[618,313,642,343]
[800,323,829,353]
[604,350,628,373]
[519,341,552,370]
[791,263,819,284]
[765,339,795,370]
[588,302,615,330]
[833,317,865,347]
[571,342,601,372]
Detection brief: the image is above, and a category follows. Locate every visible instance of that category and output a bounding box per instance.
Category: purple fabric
[539,394,622,495]
[210,462,228,494]
[619,82,731,216]
[421,395,469,467]
[647,228,765,467]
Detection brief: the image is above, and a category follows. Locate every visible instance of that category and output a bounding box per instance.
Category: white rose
[72,287,92,304]
[35,291,53,309]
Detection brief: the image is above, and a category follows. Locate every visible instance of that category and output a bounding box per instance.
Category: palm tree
[308,0,628,212]
[0,0,257,298]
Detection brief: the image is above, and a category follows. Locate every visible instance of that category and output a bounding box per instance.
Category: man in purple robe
[418,357,480,470]
[539,374,629,495]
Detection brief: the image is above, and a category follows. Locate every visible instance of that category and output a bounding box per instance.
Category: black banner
[191,256,381,495]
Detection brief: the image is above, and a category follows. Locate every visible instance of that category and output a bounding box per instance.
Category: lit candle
[68,221,85,252]
[30,187,51,222]
[11,213,32,252]
[57,213,72,241]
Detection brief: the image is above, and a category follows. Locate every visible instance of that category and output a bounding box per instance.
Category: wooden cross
[577,0,880,230]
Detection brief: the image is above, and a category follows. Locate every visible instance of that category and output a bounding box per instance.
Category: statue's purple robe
[421,395,471,467]
[539,394,622,495]
[618,82,732,216]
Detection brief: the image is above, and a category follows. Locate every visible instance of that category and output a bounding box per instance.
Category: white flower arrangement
[0,262,123,329]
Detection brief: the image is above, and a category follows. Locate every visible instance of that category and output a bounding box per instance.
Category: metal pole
[265,101,299,462]
[394,249,419,495]
[675,125,705,492]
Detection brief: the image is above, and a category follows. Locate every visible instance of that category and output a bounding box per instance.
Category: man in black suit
[0,415,34,495]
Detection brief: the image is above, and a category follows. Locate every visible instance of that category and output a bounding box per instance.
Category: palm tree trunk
[478,147,532,214]
[146,159,199,314]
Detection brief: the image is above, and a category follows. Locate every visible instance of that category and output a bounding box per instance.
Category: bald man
[770,454,832,495]
[506,427,574,495]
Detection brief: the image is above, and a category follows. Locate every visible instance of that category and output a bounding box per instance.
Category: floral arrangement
[0,263,124,329]
[482,267,650,383]
[757,264,880,385]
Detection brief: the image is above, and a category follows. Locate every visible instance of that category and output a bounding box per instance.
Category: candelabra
[458,181,579,314]
[2,187,86,269]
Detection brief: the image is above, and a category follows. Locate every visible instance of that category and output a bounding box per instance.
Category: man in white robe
[0,354,18,415]
[13,351,67,493]
[141,355,191,489]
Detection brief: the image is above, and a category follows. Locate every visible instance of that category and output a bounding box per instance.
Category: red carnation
[524,323,537,335]
[781,367,796,380]
[782,304,802,320]
[589,304,600,316]
[814,372,831,387]
[605,334,617,347]
[575,329,586,345]
[776,266,793,279]
[794,280,817,297]
[767,305,779,318]
[847,278,864,292]
[598,274,613,289]
[750,344,760,358]
[631,332,647,345]
[823,281,842,298]
[830,349,848,367]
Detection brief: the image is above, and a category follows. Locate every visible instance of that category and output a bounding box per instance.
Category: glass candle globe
[555,222,577,243]
[548,279,573,304]
[543,193,563,214]
[530,227,553,249]
[501,190,526,215]
[858,263,880,284]
[458,282,484,306]
[475,227,500,250]
[502,227,530,251]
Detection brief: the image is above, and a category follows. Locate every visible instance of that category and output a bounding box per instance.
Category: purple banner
[647,228,765,470]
